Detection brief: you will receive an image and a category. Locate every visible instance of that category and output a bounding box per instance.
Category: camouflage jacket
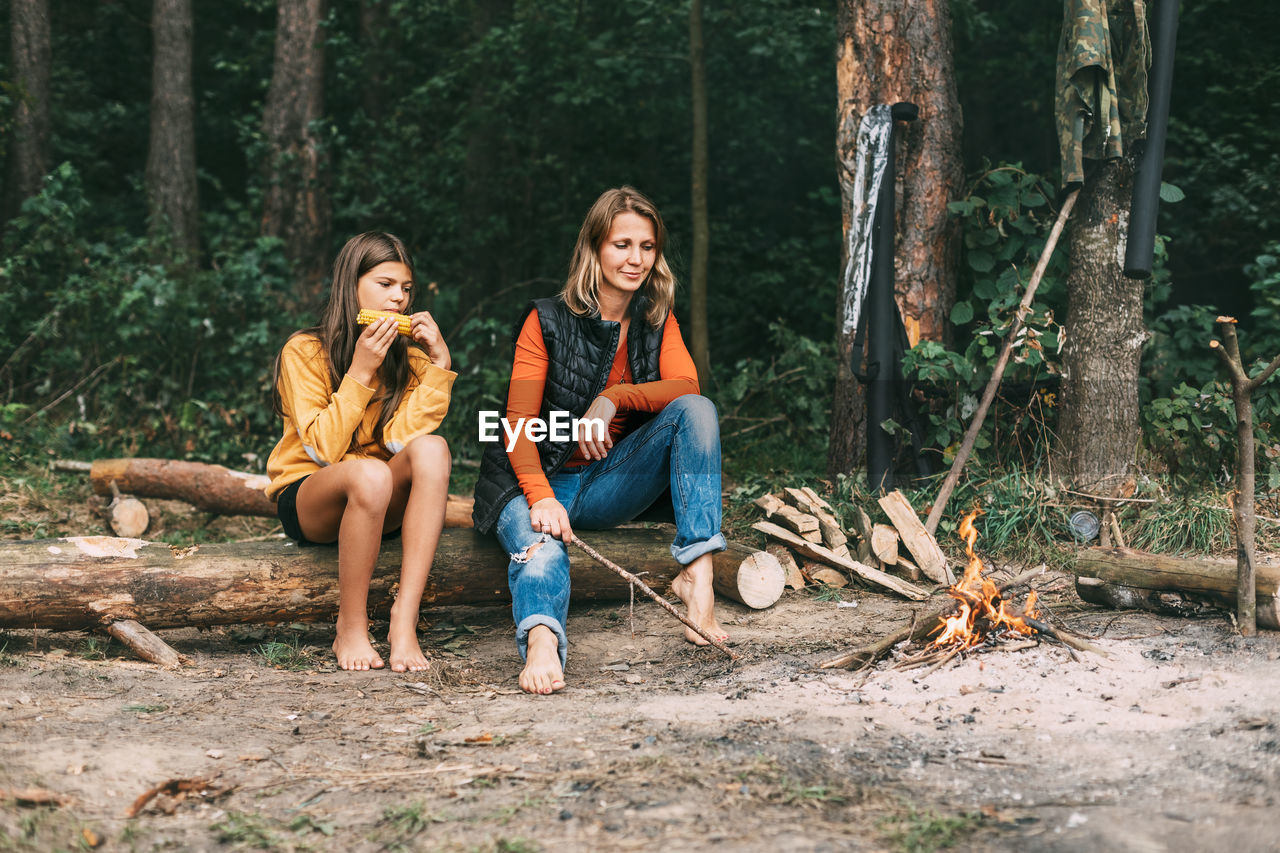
[1056,0,1151,187]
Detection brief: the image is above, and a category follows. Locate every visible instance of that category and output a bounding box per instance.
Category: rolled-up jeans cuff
[515,615,567,669]
[671,533,727,565]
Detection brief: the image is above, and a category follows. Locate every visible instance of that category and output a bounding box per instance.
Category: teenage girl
[266,232,456,672]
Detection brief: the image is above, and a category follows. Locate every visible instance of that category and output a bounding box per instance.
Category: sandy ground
[2,563,1279,853]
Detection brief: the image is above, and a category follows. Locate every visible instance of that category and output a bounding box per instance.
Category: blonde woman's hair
[561,187,675,327]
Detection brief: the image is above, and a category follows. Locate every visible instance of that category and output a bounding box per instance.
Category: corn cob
[356,309,412,337]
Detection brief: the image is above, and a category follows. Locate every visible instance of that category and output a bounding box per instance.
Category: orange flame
[931,509,1040,650]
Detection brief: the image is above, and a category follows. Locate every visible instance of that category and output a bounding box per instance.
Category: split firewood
[870,524,900,565]
[809,567,849,588]
[753,493,787,516]
[0,528,783,635]
[766,544,806,591]
[848,505,873,541]
[800,486,834,513]
[896,555,922,582]
[1071,546,1280,630]
[769,505,822,543]
[829,541,852,561]
[781,487,849,551]
[878,490,953,585]
[752,520,929,601]
[106,481,150,538]
[854,536,880,569]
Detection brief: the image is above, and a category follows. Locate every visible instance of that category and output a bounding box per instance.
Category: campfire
[930,510,1040,650]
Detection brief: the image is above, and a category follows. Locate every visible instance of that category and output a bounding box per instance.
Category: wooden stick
[105,619,185,668]
[570,536,739,661]
[1024,616,1108,657]
[925,188,1080,536]
[818,564,1046,669]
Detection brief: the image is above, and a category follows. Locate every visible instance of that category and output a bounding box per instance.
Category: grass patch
[495,839,541,853]
[879,807,983,853]
[810,583,845,603]
[211,812,284,849]
[256,636,319,671]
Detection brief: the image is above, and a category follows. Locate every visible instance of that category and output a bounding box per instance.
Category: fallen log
[1071,546,1280,630]
[0,527,782,633]
[70,458,474,526]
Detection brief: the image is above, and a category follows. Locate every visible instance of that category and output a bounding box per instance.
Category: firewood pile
[750,486,954,602]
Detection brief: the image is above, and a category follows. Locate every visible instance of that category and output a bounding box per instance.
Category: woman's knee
[344,458,395,510]
[510,537,570,578]
[406,433,451,476]
[669,394,720,441]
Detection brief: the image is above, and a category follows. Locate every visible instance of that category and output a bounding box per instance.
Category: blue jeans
[493,394,727,668]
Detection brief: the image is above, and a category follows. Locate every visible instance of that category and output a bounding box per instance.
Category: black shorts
[276,475,401,546]
[276,476,323,546]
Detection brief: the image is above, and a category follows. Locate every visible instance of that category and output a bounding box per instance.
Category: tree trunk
[461,0,515,302]
[261,0,330,306]
[1071,546,1280,630]
[145,0,199,257]
[828,0,964,477]
[0,529,783,631]
[83,457,474,525]
[3,0,52,221]
[1055,157,1144,491]
[688,0,712,388]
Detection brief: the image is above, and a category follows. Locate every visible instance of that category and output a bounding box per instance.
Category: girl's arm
[277,334,375,464]
[599,312,700,412]
[383,349,458,451]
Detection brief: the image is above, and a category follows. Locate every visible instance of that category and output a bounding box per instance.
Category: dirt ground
[3,547,1280,852]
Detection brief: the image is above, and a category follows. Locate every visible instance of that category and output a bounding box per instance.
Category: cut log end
[717,550,786,609]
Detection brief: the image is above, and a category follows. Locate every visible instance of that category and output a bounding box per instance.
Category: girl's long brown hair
[271,231,417,454]
[562,186,675,327]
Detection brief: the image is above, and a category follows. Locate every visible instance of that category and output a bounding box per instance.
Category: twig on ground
[570,536,738,661]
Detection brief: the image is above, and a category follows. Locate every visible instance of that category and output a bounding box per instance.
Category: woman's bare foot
[520,625,565,695]
[333,615,384,671]
[671,557,728,646]
[387,604,430,673]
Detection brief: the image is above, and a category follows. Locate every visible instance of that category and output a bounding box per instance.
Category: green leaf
[967,250,995,272]
[1159,182,1186,203]
[950,301,975,325]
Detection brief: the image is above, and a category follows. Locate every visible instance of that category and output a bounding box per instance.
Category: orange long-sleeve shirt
[507,309,699,507]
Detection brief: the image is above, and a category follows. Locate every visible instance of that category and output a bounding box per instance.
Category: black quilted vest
[471,296,665,534]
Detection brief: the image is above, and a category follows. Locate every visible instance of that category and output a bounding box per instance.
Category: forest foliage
[1,0,1278,505]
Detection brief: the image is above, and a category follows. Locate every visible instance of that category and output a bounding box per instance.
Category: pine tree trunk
[688,0,712,388]
[261,0,330,306]
[145,0,199,257]
[828,0,964,477]
[1055,157,1145,491]
[3,0,51,221]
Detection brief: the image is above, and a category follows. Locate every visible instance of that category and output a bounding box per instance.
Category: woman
[266,231,456,673]
[472,187,726,695]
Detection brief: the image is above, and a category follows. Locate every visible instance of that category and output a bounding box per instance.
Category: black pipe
[866,102,918,494]
[1124,0,1179,280]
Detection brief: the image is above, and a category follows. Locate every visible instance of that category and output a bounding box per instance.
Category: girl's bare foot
[387,604,430,673]
[520,625,565,694]
[671,558,728,646]
[333,615,384,671]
